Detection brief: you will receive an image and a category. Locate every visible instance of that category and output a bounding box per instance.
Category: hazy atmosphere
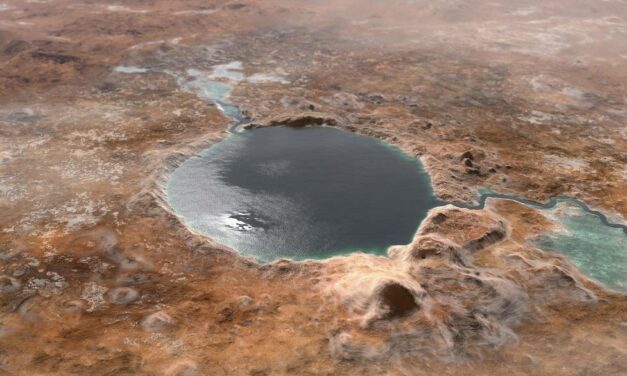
[0,1,626,375]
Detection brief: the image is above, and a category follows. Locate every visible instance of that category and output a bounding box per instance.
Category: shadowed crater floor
[167,126,443,262]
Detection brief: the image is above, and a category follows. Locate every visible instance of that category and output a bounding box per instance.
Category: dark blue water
[167,126,443,262]
[161,71,625,287]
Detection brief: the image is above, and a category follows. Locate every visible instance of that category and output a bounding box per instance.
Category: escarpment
[324,204,609,362]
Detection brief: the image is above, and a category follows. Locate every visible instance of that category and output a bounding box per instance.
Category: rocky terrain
[1,0,626,375]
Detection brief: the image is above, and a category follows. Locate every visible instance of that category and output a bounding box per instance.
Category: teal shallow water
[455,192,627,292]
[165,74,445,262]
[160,65,626,290]
[532,201,627,292]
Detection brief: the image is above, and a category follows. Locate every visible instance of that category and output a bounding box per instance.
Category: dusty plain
[0,0,626,375]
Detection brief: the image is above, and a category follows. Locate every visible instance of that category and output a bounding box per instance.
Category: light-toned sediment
[1,0,626,375]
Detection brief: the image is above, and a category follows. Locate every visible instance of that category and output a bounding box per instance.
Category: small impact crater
[379,282,419,319]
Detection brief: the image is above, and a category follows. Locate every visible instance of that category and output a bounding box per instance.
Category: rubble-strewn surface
[1,0,626,375]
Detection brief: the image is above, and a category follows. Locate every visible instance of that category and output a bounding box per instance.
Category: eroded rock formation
[0,0,625,374]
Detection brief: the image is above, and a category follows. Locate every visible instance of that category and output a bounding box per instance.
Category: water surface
[532,201,627,292]
[167,126,443,262]
[160,62,625,289]
[456,192,627,292]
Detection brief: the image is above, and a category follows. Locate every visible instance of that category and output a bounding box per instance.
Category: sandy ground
[0,1,626,375]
